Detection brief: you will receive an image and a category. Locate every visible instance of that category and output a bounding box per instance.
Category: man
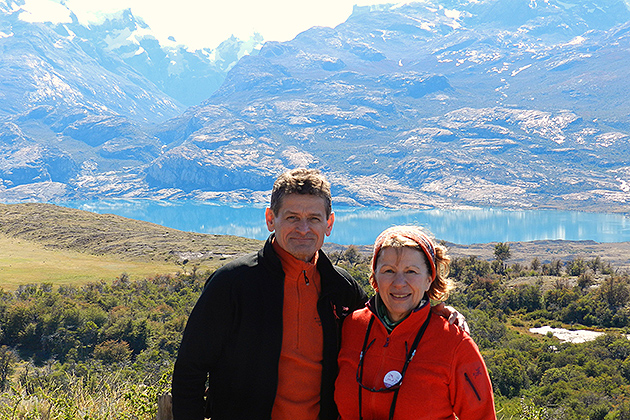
[171,168,462,420]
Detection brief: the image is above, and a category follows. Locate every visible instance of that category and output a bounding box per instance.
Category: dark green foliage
[0,346,16,391]
[1,248,629,419]
[0,272,208,418]
[0,273,207,364]
[447,253,630,420]
[450,255,492,285]
[567,258,588,276]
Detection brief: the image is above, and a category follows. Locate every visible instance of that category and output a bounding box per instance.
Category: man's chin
[286,246,317,262]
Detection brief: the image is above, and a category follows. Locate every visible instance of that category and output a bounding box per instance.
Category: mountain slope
[145,0,630,211]
[0,0,264,200]
[2,0,630,212]
[0,202,261,261]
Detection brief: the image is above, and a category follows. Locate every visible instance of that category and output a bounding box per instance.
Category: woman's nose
[392,272,406,286]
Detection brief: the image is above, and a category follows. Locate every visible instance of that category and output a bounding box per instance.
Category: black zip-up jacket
[171,235,367,420]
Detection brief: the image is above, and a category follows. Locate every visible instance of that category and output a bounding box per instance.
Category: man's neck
[272,238,317,264]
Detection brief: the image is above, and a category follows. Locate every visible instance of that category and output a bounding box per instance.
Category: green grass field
[0,202,263,290]
[0,235,188,290]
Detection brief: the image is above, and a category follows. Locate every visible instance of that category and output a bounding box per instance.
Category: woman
[335,226,496,420]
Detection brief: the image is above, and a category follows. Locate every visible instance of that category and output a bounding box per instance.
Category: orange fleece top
[271,240,324,420]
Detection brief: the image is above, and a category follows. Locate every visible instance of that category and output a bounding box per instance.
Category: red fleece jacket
[335,301,496,420]
[271,240,323,420]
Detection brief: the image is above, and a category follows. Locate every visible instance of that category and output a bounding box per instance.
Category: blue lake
[57,200,630,246]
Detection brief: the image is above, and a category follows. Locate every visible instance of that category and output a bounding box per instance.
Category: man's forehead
[277,194,329,214]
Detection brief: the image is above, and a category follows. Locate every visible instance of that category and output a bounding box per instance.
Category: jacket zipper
[464,372,481,401]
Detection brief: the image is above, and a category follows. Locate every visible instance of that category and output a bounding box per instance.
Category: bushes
[446,252,630,419]
[1,250,629,419]
[0,274,207,364]
[0,273,204,419]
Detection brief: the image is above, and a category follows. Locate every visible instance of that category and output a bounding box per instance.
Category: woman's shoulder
[429,311,471,344]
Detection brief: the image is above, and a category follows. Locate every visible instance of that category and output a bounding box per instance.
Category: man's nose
[296,219,310,233]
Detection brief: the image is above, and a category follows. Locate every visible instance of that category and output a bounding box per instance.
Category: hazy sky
[15,0,388,50]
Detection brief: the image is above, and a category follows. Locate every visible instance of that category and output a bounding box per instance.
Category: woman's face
[374,246,432,322]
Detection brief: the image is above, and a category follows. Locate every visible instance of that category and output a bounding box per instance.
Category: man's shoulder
[330,263,353,281]
[203,249,266,288]
[216,250,261,272]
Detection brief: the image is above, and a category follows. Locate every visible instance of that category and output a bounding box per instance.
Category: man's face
[265,193,335,262]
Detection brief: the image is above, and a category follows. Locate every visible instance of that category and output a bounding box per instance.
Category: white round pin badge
[383,370,402,388]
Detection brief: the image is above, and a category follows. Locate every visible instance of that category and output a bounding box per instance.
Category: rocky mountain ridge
[1,0,630,212]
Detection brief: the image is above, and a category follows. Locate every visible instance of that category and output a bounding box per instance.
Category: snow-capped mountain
[143,0,630,211]
[68,8,263,107]
[0,0,260,199]
[2,0,630,212]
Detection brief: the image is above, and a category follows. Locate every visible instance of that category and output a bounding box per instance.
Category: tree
[94,340,132,364]
[567,258,587,276]
[0,346,16,391]
[531,257,541,272]
[343,245,363,266]
[494,242,511,263]
[493,243,511,275]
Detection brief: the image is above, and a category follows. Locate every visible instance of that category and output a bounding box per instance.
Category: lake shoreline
[48,199,630,246]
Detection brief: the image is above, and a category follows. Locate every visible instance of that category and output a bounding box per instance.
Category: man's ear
[325,212,335,236]
[265,208,275,232]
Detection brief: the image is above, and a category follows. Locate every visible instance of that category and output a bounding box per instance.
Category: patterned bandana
[371,226,437,281]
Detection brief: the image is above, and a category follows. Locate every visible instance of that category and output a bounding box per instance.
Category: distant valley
[1,0,630,213]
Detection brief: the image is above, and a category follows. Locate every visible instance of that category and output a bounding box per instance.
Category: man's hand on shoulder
[431,302,470,333]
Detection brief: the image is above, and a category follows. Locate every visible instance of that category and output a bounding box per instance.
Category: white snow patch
[529,326,604,344]
[444,8,462,19]
[567,35,586,45]
[420,21,434,31]
[490,63,510,74]
[511,63,532,76]
[281,146,318,168]
[595,132,628,147]
[62,24,76,41]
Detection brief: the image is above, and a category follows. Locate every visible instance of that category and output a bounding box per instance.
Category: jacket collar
[260,234,347,296]
[367,294,431,334]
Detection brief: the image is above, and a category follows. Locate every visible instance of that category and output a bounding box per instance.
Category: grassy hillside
[3,201,630,289]
[0,202,262,289]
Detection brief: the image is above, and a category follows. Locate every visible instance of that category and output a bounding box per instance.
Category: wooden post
[156,391,173,420]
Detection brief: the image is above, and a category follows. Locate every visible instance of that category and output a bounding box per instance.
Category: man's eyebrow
[291,212,325,219]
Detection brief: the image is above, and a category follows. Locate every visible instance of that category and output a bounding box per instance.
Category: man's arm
[172,274,232,420]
